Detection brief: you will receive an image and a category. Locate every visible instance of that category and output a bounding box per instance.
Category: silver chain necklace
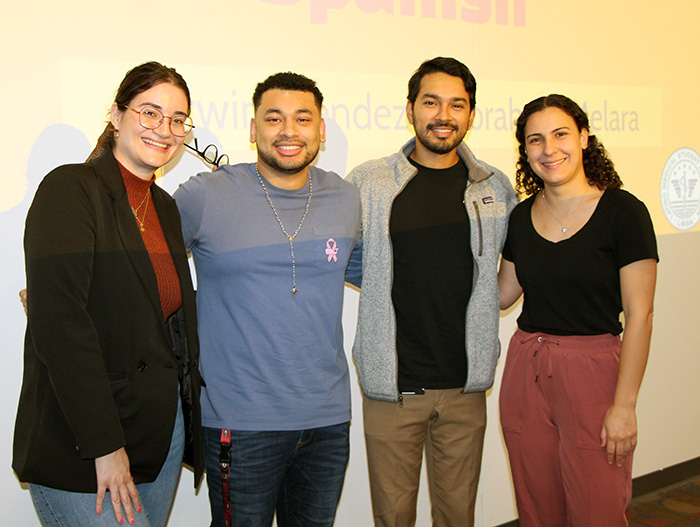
[541,189,584,233]
[255,166,313,297]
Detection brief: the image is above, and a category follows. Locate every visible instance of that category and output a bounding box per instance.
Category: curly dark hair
[252,72,323,112]
[514,94,622,196]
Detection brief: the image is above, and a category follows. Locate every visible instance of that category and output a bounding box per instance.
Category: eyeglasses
[184,138,229,168]
[125,105,194,137]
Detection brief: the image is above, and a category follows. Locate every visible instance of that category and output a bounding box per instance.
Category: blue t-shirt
[174,163,362,431]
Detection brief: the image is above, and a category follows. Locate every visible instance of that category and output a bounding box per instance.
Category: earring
[114,131,119,139]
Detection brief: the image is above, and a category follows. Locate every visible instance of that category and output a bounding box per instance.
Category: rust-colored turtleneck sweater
[118,161,182,320]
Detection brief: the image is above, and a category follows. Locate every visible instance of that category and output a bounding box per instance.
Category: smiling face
[110,82,189,179]
[250,89,326,183]
[406,72,475,167]
[524,106,589,189]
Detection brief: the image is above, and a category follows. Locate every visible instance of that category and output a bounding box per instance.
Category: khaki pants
[363,389,486,527]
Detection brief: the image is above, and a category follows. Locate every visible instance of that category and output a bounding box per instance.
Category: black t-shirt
[502,188,658,336]
[390,158,473,391]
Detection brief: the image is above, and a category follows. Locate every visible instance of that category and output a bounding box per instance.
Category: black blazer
[13,148,203,492]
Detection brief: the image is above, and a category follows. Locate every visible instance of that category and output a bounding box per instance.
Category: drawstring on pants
[520,333,560,383]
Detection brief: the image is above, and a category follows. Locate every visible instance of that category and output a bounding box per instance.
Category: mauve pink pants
[500,329,632,527]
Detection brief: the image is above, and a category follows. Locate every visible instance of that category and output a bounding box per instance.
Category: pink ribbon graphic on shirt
[325,238,339,262]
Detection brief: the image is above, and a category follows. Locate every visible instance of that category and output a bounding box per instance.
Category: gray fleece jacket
[346,138,518,402]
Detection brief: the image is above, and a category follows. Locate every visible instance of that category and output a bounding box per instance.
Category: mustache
[272,140,306,146]
[427,120,458,131]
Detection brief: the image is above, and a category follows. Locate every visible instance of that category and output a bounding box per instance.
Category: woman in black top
[498,94,657,526]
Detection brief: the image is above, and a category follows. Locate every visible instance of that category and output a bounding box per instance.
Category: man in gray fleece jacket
[346,57,517,526]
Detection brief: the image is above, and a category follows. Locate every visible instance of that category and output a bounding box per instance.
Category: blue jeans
[203,422,350,527]
[30,398,185,527]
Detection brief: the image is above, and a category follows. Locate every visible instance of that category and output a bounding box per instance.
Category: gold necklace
[541,189,584,234]
[255,166,312,298]
[131,190,151,232]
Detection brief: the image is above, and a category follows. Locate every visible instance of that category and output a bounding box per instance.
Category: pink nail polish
[97,510,101,515]
[130,520,136,525]
[137,507,142,513]
[119,519,124,524]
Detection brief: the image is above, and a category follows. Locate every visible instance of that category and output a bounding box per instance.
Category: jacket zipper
[472,200,483,257]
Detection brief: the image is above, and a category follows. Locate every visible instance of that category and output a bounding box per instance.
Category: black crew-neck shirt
[390,157,473,391]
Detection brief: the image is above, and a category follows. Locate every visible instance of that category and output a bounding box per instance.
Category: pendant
[292,287,298,297]
[562,227,567,233]
[140,226,145,232]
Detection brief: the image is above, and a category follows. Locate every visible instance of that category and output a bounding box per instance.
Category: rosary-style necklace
[131,190,151,232]
[256,166,313,297]
[541,189,584,234]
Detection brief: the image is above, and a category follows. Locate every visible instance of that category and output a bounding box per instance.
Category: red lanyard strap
[219,429,232,527]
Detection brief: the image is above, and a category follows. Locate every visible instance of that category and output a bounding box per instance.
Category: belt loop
[219,429,232,527]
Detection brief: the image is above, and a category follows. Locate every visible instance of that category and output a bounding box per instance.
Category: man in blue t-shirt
[346,58,517,526]
[174,73,361,527]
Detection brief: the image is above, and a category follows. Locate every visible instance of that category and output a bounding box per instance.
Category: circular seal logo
[660,147,700,230]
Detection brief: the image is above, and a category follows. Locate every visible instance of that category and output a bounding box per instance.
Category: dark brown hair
[515,94,622,196]
[89,61,190,161]
[407,57,476,109]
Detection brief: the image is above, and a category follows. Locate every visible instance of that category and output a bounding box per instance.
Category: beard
[257,142,320,175]
[414,120,468,155]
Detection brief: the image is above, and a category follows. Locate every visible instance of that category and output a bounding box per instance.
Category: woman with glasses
[498,94,657,526]
[13,61,203,527]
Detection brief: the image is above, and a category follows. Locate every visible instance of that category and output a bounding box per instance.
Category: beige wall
[2,1,699,525]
